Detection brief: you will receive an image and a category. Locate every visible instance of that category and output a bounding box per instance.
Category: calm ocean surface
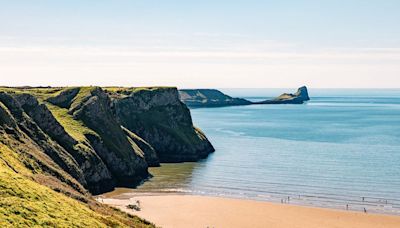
[106,89,400,215]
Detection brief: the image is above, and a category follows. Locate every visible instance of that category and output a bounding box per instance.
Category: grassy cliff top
[0,87,63,101]
[104,86,176,98]
[0,86,176,99]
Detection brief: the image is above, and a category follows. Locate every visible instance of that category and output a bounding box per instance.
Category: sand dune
[101,194,400,228]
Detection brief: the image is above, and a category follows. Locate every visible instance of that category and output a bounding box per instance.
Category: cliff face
[179,89,252,108]
[109,87,215,162]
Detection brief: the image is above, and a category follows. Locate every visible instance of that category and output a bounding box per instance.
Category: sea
[105,89,400,215]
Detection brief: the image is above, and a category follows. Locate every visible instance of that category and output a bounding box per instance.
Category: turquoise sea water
[108,89,400,215]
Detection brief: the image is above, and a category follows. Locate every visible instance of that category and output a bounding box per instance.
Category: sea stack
[295,86,310,101]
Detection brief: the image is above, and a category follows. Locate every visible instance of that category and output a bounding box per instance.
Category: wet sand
[100,194,400,228]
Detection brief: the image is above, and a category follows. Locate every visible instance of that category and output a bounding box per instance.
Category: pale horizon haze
[1,0,400,88]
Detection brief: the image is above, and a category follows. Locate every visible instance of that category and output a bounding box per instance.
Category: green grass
[69,87,97,111]
[45,103,98,142]
[104,86,175,98]
[0,143,154,228]
[0,87,63,102]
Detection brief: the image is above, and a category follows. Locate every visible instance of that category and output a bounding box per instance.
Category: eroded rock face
[111,88,215,162]
[123,127,159,167]
[14,93,77,146]
[10,92,115,194]
[71,88,149,186]
[0,92,88,190]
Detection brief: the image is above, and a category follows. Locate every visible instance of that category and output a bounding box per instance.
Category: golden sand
[102,195,400,228]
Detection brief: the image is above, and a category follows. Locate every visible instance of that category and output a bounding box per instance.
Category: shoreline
[100,193,400,228]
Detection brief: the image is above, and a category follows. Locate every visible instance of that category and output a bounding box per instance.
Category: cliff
[0,86,214,226]
[106,87,215,162]
[179,86,310,107]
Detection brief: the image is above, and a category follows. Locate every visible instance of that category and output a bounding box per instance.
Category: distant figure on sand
[364,208,367,213]
[346,204,349,210]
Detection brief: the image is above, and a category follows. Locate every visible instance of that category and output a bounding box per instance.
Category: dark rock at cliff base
[255,86,310,104]
[109,87,215,162]
[179,89,252,108]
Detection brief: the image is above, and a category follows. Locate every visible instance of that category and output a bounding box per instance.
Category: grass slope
[0,142,155,228]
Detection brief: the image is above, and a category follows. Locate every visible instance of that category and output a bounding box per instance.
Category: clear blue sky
[1,0,399,88]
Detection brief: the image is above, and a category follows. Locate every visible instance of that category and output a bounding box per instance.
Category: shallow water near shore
[104,89,400,215]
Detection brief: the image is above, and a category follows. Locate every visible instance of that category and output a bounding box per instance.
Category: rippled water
[105,89,400,215]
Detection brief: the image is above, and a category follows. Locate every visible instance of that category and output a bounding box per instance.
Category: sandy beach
[101,194,400,228]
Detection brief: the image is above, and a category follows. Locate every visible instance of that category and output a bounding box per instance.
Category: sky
[0,0,400,88]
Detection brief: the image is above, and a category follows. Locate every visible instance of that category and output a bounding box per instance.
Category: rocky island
[0,86,214,227]
[179,86,310,108]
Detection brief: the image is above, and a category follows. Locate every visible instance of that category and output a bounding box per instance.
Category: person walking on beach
[346,204,349,210]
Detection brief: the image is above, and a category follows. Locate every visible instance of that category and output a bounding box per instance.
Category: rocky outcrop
[179,86,311,107]
[179,89,252,108]
[255,86,310,104]
[110,87,215,162]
